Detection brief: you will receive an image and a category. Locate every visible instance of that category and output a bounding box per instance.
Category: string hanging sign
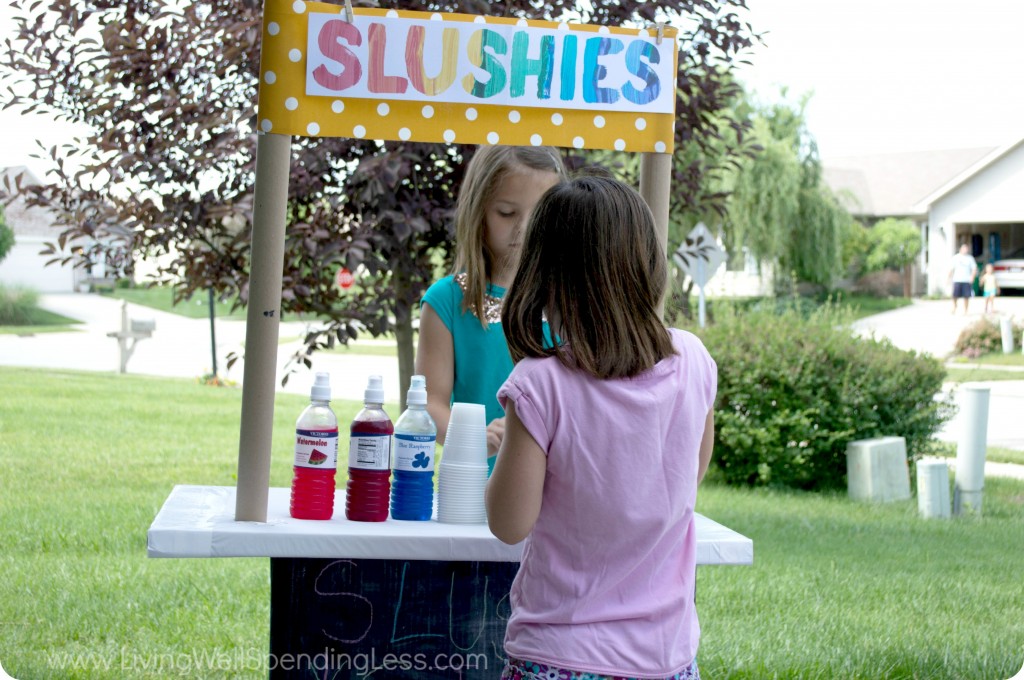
[257,2,678,152]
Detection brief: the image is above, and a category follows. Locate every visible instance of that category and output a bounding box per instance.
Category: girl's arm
[485,400,546,545]
[698,408,715,484]
[415,303,455,445]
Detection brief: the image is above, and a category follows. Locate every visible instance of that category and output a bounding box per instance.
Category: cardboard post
[639,152,672,318]
[235,131,292,522]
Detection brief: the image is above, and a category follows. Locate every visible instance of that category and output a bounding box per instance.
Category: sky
[2,0,1024,179]
[734,0,1024,159]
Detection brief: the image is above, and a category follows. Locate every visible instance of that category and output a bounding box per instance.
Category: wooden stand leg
[639,152,672,319]
[235,131,292,522]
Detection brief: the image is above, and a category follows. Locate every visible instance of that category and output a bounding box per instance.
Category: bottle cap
[310,372,331,402]
[407,375,427,406]
[364,374,385,403]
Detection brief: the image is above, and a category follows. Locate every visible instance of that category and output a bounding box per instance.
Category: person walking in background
[415,146,565,472]
[948,243,978,315]
[979,263,998,314]
[487,175,717,680]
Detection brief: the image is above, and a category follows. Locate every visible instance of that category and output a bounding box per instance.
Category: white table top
[147,485,753,565]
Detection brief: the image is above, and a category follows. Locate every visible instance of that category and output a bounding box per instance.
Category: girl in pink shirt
[487,174,717,680]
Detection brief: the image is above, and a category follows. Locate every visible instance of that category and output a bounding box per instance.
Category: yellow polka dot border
[257,2,677,152]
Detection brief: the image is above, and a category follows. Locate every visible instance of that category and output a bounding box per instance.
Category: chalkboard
[269,558,519,679]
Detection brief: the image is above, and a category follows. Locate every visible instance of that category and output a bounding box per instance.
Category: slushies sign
[258,2,678,152]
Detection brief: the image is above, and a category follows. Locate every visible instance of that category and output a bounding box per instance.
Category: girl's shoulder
[667,327,708,352]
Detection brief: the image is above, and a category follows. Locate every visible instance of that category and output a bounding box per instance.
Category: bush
[0,221,13,265]
[955,318,1024,358]
[0,284,39,325]
[854,269,903,297]
[694,304,953,490]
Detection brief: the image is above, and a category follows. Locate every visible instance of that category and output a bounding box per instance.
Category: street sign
[672,222,726,289]
[336,267,354,290]
[672,223,726,328]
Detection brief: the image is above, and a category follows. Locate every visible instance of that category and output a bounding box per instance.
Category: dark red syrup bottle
[345,375,393,522]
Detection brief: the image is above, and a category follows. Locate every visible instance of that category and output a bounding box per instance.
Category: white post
[999,316,1014,354]
[953,385,990,516]
[916,459,950,519]
[697,260,706,328]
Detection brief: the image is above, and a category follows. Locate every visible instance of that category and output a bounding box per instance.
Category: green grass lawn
[102,285,249,321]
[705,293,912,324]
[945,367,1024,382]
[829,292,914,319]
[0,367,1022,679]
[0,307,81,334]
[945,351,1024,382]
[279,334,405,357]
[931,442,1024,467]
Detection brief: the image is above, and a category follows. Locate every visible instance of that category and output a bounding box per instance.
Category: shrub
[854,269,903,297]
[0,221,13,265]
[954,318,1024,358]
[694,304,953,490]
[0,284,39,325]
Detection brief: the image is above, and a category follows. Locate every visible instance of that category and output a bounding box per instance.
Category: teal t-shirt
[422,274,512,472]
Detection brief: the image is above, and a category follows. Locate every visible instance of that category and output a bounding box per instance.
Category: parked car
[992,246,1024,290]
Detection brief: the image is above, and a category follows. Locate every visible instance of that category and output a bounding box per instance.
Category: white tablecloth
[147,485,753,564]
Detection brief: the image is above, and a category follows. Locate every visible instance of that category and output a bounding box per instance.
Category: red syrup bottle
[289,372,339,520]
[345,375,393,522]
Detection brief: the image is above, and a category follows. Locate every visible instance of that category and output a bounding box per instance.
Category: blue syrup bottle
[390,375,437,521]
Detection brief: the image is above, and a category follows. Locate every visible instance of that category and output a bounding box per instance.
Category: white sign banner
[305,13,676,114]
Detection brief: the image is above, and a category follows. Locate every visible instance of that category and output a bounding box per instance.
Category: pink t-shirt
[497,328,717,678]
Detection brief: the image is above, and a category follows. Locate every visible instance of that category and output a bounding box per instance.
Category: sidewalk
[0,293,402,402]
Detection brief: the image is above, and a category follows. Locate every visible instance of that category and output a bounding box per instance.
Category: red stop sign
[336,267,354,290]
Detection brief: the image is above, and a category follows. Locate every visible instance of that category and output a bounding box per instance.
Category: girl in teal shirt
[416,145,564,471]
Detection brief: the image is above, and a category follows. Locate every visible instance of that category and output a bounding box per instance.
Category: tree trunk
[392,267,416,414]
[902,264,912,298]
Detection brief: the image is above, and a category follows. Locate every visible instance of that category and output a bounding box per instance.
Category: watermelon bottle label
[349,433,391,471]
[393,433,435,472]
[294,428,339,469]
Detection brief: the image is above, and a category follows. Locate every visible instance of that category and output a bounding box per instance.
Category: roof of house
[911,136,1024,213]
[2,166,55,237]
[823,147,996,218]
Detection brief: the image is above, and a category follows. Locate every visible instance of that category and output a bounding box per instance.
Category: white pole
[697,259,706,328]
[953,385,990,516]
[916,459,950,519]
[1000,316,1014,354]
[698,285,706,328]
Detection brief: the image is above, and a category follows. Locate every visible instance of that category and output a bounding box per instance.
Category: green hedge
[0,284,39,325]
[954,317,1024,358]
[694,303,953,490]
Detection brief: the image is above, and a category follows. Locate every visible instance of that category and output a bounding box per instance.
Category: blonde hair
[503,175,674,379]
[453,145,565,326]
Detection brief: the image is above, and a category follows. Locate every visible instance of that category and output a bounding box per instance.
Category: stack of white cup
[437,402,489,524]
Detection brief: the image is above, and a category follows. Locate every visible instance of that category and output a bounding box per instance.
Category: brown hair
[453,145,565,326]
[502,174,674,379]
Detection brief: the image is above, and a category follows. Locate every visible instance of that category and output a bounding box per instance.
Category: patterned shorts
[500,656,700,680]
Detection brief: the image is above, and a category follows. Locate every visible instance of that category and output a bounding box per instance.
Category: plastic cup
[437,462,487,524]
[449,402,486,427]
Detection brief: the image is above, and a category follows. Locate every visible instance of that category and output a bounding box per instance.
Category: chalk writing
[270,558,519,679]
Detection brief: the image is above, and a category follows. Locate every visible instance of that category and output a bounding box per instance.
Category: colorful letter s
[312,19,362,91]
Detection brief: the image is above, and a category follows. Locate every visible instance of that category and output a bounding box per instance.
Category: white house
[0,166,97,293]
[911,138,1024,295]
[823,137,1024,296]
